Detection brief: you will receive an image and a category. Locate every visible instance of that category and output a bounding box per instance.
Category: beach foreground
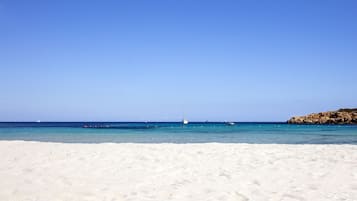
[0,141,356,201]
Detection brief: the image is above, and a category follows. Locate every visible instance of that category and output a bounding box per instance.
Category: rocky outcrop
[287,108,357,124]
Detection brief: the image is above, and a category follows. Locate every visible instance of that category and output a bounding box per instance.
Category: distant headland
[288,108,357,124]
[287,108,357,124]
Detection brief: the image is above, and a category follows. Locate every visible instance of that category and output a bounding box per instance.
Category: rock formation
[287,108,357,124]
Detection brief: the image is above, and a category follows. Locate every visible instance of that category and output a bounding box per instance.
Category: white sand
[0,141,357,201]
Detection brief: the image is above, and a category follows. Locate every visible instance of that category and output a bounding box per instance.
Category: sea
[0,122,356,144]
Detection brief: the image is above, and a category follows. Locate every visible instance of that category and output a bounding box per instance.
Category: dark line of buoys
[82,124,156,129]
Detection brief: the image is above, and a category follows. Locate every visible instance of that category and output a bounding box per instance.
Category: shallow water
[0,122,356,144]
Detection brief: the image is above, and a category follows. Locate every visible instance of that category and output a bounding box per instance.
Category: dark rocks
[287,108,357,124]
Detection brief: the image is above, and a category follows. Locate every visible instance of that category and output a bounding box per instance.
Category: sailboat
[182,119,189,125]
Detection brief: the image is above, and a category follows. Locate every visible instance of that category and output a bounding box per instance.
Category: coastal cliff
[287,108,357,124]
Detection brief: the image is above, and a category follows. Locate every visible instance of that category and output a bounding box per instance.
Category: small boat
[182,119,189,125]
[226,122,235,126]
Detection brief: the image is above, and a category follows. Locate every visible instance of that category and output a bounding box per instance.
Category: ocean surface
[0,122,356,144]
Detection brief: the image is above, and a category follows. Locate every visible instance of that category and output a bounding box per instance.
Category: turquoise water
[0,122,356,144]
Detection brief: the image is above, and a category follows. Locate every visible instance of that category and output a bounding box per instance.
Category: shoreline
[2,139,357,145]
[0,141,356,201]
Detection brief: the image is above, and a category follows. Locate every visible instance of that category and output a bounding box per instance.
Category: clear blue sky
[0,0,356,121]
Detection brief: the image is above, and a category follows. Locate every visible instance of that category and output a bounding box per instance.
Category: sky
[0,0,356,122]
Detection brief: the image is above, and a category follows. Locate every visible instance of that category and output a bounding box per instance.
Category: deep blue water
[0,122,356,144]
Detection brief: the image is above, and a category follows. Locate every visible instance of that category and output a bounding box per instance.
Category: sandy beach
[0,141,356,201]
